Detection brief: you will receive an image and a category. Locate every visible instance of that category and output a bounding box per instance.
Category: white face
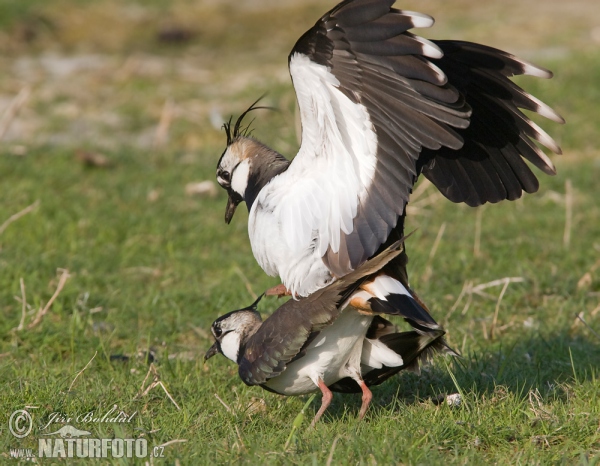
[216,148,235,187]
[216,143,251,199]
[219,331,241,363]
[210,309,262,364]
[229,159,250,199]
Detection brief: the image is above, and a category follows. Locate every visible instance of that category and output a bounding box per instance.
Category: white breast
[246,54,379,298]
[249,178,334,297]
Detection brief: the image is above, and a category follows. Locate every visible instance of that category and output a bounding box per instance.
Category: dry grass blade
[326,436,341,466]
[0,86,31,141]
[17,278,26,331]
[445,280,471,322]
[154,98,175,148]
[429,222,446,262]
[406,180,442,217]
[528,389,556,421]
[564,179,573,249]
[232,265,258,300]
[574,313,600,341]
[450,277,523,317]
[214,393,233,413]
[410,178,433,203]
[189,323,210,340]
[460,291,474,316]
[481,320,488,340]
[136,364,156,397]
[68,351,98,392]
[0,200,40,236]
[422,222,446,282]
[413,191,444,208]
[450,281,470,313]
[156,439,188,448]
[135,364,182,410]
[27,269,71,330]
[490,278,511,340]
[577,258,600,291]
[158,382,182,410]
[470,277,525,297]
[235,425,246,451]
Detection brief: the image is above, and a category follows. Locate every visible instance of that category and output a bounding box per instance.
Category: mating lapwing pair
[205,0,563,424]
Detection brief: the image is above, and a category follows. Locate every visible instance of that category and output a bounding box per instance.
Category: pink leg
[311,378,333,427]
[357,380,372,420]
[264,284,292,298]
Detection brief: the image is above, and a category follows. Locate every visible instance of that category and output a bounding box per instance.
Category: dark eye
[221,171,230,182]
[213,327,222,338]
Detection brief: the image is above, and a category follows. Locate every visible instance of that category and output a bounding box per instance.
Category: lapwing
[216,0,564,298]
[205,242,453,425]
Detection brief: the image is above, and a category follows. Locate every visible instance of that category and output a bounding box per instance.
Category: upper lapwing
[205,242,453,425]
[215,0,564,298]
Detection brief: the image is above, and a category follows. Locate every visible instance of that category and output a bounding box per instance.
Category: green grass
[1,0,600,464]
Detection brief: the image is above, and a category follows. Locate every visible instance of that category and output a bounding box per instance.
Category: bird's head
[204,295,263,364]
[217,96,270,224]
[217,136,259,224]
[217,97,289,223]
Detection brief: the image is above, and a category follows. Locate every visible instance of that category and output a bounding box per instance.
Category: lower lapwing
[216,0,563,298]
[205,242,454,425]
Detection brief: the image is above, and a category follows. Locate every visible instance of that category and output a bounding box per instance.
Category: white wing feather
[248,53,381,295]
[282,53,378,258]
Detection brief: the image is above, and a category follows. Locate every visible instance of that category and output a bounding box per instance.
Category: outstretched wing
[419,40,564,205]
[275,0,561,277]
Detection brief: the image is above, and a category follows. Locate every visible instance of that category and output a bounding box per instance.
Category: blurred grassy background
[0,0,598,153]
[1,0,599,464]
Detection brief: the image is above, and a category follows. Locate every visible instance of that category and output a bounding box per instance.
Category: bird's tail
[328,315,456,393]
[357,274,458,373]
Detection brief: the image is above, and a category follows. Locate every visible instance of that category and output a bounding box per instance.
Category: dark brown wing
[288,0,562,276]
[418,41,564,206]
[238,298,336,386]
[238,241,405,385]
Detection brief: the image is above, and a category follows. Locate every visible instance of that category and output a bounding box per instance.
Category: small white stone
[523,317,537,329]
[185,180,217,197]
[446,393,462,407]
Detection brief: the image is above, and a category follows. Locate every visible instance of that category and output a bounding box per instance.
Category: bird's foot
[310,378,333,427]
[357,379,372,420]
[265,284,292,298]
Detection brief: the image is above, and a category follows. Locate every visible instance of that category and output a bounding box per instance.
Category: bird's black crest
[212,293,264,328]
[222,95,273,146]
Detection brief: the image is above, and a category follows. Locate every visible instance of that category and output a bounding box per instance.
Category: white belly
[264,310,372,395]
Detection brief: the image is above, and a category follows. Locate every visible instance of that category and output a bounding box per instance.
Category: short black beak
[225,193,241,224]
[204,342,220,361]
